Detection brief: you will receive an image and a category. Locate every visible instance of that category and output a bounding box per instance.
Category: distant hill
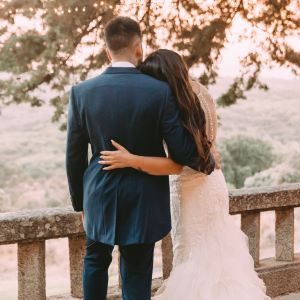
[211,77,300,145]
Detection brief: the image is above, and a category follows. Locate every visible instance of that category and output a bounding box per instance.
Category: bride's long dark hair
[139,49,211,166]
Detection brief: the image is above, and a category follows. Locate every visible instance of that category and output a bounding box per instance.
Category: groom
[66,16,214,300]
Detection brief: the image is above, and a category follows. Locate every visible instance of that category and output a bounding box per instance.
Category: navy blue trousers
[83,238,155,300]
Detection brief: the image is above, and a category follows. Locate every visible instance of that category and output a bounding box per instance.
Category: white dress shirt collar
[111,61,136,68]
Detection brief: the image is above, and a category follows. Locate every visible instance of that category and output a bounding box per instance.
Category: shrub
[219,135,274,188]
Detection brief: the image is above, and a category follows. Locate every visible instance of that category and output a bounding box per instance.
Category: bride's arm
[99,140,183,175]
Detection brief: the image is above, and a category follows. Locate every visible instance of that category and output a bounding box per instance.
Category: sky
[217,15,299,79]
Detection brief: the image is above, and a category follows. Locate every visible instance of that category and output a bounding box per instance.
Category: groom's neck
[110,55,137,66]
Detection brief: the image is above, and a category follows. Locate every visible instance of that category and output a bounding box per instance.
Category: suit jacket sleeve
[161,87,215,174]
[66,86,88,211]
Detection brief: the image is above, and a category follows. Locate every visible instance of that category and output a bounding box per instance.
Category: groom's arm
[66,86,88,212]
[161,87,215,174]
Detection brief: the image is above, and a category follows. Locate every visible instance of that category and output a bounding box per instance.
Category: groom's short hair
[104,16,141,53]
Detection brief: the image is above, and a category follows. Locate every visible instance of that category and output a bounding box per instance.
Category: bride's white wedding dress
[153,84,270,300]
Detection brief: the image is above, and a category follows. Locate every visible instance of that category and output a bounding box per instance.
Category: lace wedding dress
[153,84,270,300]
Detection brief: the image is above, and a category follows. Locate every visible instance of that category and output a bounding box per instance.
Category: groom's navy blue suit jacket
[66,67,214,246]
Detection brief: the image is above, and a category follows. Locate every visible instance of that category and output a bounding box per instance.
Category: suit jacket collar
[103,67,141,75]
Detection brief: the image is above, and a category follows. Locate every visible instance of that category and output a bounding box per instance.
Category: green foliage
[217,54,269,107]
[0,0,299,128]
[219,135,274,188]
[0,31,45,72]
[245,151,300,188]
[280,151,300,183]
[0,161,15,187]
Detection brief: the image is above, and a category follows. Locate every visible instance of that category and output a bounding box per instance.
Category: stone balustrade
[1,183,300,299]
[0,207,85,300]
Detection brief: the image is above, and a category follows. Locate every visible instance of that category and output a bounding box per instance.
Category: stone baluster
[275,208,294,261]
[161,233,173,279]
[241,211,260,266]
[69,235,86,298]
[18,240,46,300]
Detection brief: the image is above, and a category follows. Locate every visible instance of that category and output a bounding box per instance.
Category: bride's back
[191,81,218,144]
[188,81,221,172]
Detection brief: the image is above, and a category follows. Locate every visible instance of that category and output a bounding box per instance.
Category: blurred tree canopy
[219,135,274,188]
[0,0,299,129]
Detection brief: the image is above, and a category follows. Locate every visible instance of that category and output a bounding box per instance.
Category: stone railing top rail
[0,207,84,245]
[0,183,300,245]
[229,183,300,214]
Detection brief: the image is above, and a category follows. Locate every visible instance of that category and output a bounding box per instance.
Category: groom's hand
[81,211,84,223]
[99,140,133,170]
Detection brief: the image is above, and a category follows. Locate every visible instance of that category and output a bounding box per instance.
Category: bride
[99,49,270,300]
